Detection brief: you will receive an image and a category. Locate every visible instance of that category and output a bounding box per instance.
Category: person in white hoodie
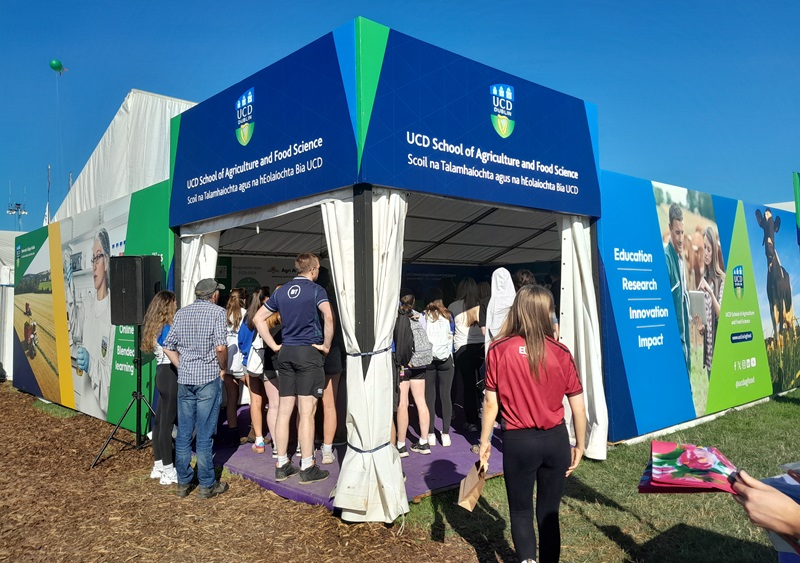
[484,268,516,354]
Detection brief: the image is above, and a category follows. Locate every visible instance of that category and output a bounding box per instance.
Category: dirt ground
[0,382,479,562]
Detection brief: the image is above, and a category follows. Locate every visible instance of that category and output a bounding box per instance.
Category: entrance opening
[401,192,563,296]
[208,190,569,509]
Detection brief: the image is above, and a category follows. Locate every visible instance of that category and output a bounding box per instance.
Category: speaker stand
[91,325,155,468]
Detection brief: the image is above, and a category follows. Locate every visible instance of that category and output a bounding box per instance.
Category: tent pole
[172,227,182,307]
[353,183,374,377]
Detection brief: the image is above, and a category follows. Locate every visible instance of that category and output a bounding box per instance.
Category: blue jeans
[176,377,222,488]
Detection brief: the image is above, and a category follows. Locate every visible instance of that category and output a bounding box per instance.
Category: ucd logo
[235,88,255,146]
[733,265,744,300]
[490,84,515,138]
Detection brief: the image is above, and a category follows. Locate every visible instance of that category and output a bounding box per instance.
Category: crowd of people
[137,251,795,563]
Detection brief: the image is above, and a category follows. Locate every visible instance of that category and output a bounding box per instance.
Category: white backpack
[426,314,453,361]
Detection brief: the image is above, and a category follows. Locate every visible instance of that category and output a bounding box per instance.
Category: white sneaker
[149,463,163,479]
[428,433,437,447]
[441,433,451,447]
[322,449,336,465]
[159,466,178,485]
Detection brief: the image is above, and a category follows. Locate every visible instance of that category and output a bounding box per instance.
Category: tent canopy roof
[217,192,560,266]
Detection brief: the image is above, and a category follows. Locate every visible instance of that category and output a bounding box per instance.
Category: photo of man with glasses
[67,227,115,418]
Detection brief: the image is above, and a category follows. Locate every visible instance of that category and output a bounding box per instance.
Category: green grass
[406,390,800,562]
[33,398,79,418]
[688,347,709,416]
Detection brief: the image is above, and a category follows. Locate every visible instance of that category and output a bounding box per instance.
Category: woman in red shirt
[478,284,587,563]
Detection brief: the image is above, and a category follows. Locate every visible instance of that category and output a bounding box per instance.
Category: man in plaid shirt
[164,278,229,499]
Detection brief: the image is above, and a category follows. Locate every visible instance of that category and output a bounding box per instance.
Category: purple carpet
[219,406,504,510]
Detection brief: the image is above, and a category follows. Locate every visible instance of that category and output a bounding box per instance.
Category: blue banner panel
[12,336,41,398]
[170,33,357,227]
[598,172,696,440]
[361,30,600,217]
[598,265,639,441]
[712,195,738,268]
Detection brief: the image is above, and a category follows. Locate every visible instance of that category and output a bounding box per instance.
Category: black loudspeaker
[110,255,163,325]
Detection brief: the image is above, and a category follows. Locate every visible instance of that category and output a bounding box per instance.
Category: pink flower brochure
[638,441,737,494]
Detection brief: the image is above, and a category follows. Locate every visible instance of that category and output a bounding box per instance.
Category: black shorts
[324,346,343,376]
[276,345,325,398]
[399,366,426,382]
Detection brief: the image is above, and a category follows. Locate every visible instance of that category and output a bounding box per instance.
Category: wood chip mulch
[0,383,480,562]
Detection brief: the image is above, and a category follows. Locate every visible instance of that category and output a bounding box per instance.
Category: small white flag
[42,202,49,226]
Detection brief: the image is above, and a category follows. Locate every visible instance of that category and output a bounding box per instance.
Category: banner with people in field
[599,171,800,441]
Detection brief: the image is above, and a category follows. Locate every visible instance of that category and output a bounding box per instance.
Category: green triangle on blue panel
[706,200,772,414]
[355,17,389,176]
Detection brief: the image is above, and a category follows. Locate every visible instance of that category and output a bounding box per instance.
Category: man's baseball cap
[195,278,225,298]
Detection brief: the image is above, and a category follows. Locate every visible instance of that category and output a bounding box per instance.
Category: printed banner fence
[599,171,800,441]
[13,182,174,431]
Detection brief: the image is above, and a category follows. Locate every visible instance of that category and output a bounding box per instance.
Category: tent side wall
[598,170,799,441]
[54,90,195,222]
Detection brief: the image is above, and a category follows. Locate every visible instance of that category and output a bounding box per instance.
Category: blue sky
[2,1,799,231]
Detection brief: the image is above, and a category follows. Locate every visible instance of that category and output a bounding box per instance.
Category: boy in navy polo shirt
[254,253,334,484]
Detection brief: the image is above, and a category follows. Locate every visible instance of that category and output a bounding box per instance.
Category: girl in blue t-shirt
[141,291,178,484]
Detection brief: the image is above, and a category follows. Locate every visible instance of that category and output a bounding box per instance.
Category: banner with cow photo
[13,181,174,432]
[599,171,786,441]
[744,202,800,395]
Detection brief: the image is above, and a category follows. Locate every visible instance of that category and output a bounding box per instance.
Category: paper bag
[457,461,487,512]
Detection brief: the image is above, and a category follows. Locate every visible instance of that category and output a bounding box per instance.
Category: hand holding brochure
[638,441,737,494]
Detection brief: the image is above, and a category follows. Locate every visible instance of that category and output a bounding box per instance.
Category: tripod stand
[91,325,155,468]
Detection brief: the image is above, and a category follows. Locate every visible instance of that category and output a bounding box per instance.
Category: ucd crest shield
[491,84,515,138]
[235,88,255,146]
[236,122,254,146]
[733,265,744,300]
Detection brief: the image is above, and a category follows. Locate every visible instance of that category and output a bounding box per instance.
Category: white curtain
[0,265,13,379]
[559,215,608,460]
[179,232,220,306]
[323,188,409,523]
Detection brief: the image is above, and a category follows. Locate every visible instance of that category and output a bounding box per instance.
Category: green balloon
[49,59,63,73]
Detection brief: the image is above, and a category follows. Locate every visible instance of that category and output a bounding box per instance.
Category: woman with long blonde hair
[479,285,587,563]
[423,288,454,446]
[697,226,725,376]
[141,291,178,484]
